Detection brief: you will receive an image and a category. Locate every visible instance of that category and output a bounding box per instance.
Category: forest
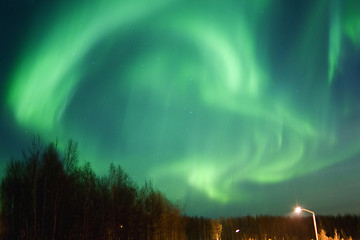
[1,138,359,240]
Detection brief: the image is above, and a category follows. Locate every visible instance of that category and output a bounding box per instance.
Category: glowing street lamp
[295,206,319,240]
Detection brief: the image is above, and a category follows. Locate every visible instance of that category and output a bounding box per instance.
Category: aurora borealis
[1,0,360,217]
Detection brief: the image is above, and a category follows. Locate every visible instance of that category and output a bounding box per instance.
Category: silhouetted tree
[64,139,79,175]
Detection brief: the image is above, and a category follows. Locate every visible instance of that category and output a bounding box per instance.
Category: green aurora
[2,0,360,216]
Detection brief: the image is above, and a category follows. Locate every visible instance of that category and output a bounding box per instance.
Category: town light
[295,206,302,213]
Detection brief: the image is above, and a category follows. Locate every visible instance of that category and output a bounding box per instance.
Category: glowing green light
[344,0,360,46]
[6,0,360,210]
[328,0,341,83]
[7,0,175,130]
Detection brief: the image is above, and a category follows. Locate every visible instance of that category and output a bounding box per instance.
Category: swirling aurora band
[5,0,360,215]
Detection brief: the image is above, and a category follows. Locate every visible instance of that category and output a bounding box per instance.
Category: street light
[295,206,319,240]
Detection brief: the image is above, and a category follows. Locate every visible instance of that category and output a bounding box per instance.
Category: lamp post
[295,206,319,240]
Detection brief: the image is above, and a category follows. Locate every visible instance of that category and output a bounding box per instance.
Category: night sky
[1,0,360,218]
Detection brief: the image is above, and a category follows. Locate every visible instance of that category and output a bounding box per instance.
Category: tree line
[183,215,359,240]
[219,215,359,240]
[0,137,186,240]
[1,137,359,239]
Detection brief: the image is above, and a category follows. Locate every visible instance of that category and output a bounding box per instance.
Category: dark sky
[1,0,360,218]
